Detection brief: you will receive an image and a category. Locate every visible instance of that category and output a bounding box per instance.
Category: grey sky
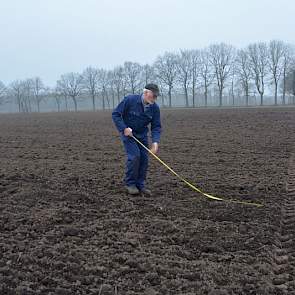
[1,0,294,87]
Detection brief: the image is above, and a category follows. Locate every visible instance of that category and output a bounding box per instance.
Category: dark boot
[125,185,139,195]
[140,188,152,196]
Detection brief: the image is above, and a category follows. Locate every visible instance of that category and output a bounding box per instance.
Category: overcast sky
[1,0,294,87]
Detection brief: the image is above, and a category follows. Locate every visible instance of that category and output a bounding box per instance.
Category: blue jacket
[112,94,161,143]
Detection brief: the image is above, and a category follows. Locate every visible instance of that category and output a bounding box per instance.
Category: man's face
[143,90,157,105]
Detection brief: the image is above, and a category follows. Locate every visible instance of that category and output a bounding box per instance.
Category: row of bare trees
[2,78,48,112]
[1,40,295,112]
[0,81,6,106]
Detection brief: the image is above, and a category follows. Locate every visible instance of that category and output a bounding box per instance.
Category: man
[112,83,161,196]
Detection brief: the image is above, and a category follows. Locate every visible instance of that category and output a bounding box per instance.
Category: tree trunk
[56,99,60,112]
[105,92,110,109]
[28,99,32,112]
[92,93,96,111]
[112,92,115,109]
[204,85,208,107]
[72,97,77,112]
[274,82,278,105]
[117,88,120,104]
[161,94,165,107]
[102,96,105,110]
[245,85,249,106]
[260,93,263,106]
[65,97,68,111]
[282,69,286,105]
[231,80,235,106]
[168,87,172,107]
[18,98,21,113]
[219,89,223,107]
[184,84,189,107]
[192,81,195,108]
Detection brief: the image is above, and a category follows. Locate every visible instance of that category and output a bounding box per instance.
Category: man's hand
[124,127,133,137]
[150,142,159,154]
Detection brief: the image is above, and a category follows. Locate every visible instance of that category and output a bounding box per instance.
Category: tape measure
[131,135,263,207]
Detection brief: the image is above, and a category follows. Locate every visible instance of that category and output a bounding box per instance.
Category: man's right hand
[124,127,133,137]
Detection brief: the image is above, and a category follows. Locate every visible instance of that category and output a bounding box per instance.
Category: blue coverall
[112,94,161,190]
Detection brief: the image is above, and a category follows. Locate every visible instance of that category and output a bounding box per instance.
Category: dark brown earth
[0,107,295,295]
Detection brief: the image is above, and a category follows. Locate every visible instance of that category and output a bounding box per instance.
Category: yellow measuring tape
[132,135,263,207]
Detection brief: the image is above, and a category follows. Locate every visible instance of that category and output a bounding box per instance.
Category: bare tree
[123,61,142,94]
[107,70,116,109]
[141,64,155,86]
[9,79,32,112]
[51,87,63,112]
[157,81,167,106]
[236,49,252,106]
[190,49,200,107]
[282,44,295,105]
[268,40,285,105]
[284,64,295,104]
[9,80,23,112]
[82,66,100,111]
[176,49,192,107]
[229,62,237,106]
[154,52,178,107]
[209,43,235,106]
[22,79,33,112]
[248,42,268,106]
[199,48,214,107]
[0,81,6,105]
[56,81,69,111]
[97,69,110,110]
[57,73,84,112]
[112,66,125,104]
[31,77,45,112]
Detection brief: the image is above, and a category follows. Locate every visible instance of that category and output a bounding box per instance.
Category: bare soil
[0,107,295,294]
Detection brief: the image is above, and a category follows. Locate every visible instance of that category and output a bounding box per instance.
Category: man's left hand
[150,142,159,154]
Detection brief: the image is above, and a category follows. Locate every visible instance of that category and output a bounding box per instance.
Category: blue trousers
[121,135,149,190]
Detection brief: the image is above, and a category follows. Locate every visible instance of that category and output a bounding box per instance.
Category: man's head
[143,83,160,105]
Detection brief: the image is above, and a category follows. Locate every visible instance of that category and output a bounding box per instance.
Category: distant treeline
[1,40,295,113]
